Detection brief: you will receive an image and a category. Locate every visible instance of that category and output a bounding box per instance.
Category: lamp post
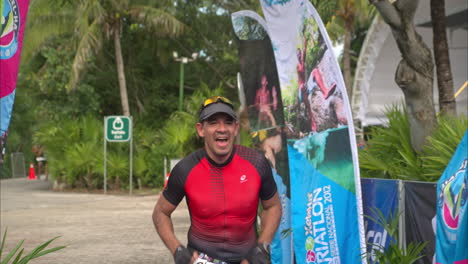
[173,51,198,111]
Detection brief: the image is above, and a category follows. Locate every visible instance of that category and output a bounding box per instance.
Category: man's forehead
[205,113,235,122]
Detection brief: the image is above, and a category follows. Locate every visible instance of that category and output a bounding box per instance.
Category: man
[32,144,48,180]
[255,74,277,129]
[296,31,317,132]
[153,96,282,264]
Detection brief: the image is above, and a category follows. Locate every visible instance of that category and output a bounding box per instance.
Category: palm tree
[72,0,186,116]
[24,0,185,116]
[331,0,376,100]
[20,0,75,63]
[430,0,456,115]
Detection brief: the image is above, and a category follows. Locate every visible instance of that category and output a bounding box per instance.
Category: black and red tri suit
[163,144,277,262]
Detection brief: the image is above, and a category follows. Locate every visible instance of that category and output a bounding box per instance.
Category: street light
[173,51,198,111]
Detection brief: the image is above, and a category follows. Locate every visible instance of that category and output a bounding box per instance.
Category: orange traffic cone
[28,163,37,180]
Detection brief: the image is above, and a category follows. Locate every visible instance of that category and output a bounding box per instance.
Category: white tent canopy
[352,0,468,130]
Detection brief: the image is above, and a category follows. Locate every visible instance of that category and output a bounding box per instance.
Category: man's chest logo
[240,175,248,183]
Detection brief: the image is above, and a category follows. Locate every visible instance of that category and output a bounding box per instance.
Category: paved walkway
[0,178,189,264]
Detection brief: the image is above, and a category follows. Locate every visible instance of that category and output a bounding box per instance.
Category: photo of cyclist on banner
[293,19,347,136]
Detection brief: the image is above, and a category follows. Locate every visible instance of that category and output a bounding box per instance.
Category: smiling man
[153,96,281,264]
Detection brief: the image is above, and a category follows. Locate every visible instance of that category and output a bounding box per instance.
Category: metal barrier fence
[11,152,26,178]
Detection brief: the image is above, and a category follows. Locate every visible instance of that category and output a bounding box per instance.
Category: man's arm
[258,191,282,243]
[152,194,183,254]
[242,192,282,264]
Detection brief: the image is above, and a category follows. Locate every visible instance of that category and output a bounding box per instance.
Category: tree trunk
[343,26,353,100]
[431,0,456,115]
[371,0,436,152]
[114,25,131,116]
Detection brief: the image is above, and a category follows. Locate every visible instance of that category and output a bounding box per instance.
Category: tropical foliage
[0,229,65,264]
[359,105,467,181]
[325,0,376,99]
[362,207,427,264]
[24,0,186,116]
[420,114,468,180]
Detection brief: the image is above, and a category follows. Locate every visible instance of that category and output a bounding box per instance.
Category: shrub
[0,229,65,264]
[359,105,467,181]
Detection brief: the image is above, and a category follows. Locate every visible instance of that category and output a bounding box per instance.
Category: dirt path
[0,178,189,264]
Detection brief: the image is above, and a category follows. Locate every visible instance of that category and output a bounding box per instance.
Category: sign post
[104,116,133,195]
[105,116,131,142]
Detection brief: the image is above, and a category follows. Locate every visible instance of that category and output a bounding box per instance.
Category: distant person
[152,96,281,264]
[32,144,48,180]
[296,29,317,132]
[255,74,277,129]
[0,134,6,165]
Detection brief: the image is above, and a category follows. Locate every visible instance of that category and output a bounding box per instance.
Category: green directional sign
[105,116,131,142]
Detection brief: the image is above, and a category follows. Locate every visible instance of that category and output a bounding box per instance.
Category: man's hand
[173,245,198,264]
[243,243,271,264]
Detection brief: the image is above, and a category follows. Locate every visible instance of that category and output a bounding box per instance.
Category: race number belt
[194,252,230,264]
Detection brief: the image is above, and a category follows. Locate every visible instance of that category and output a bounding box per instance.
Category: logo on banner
[305,236,316,263]
[304,186,340,263]
[262,0,292,6]
[438,159,467,242]
[365,226,389,262]
[1,0,20,59]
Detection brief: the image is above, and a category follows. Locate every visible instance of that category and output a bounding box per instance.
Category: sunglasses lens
[202,96,233,108]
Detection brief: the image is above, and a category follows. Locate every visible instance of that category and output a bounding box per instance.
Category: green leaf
[30,246,66,260]
[11,248,24,264]
[0,228,7,260]
[1,239,24,264]
[362,207,428,264]
[280,228,292,239]
[17,237,63,264]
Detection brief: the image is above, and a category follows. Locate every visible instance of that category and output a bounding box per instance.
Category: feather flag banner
[1,0,30,161]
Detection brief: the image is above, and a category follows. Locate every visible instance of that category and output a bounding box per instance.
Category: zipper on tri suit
[222,166,227,252]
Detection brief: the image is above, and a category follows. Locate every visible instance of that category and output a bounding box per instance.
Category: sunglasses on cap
[201,96,234,109]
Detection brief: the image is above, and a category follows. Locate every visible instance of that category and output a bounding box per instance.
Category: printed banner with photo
[361,179,399,264]
[232,10,293,264]
[435,131,467,264]
[260,0,366,263]
[1,0,30,161]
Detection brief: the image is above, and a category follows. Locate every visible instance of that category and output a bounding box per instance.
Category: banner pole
[398,180,405,249]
